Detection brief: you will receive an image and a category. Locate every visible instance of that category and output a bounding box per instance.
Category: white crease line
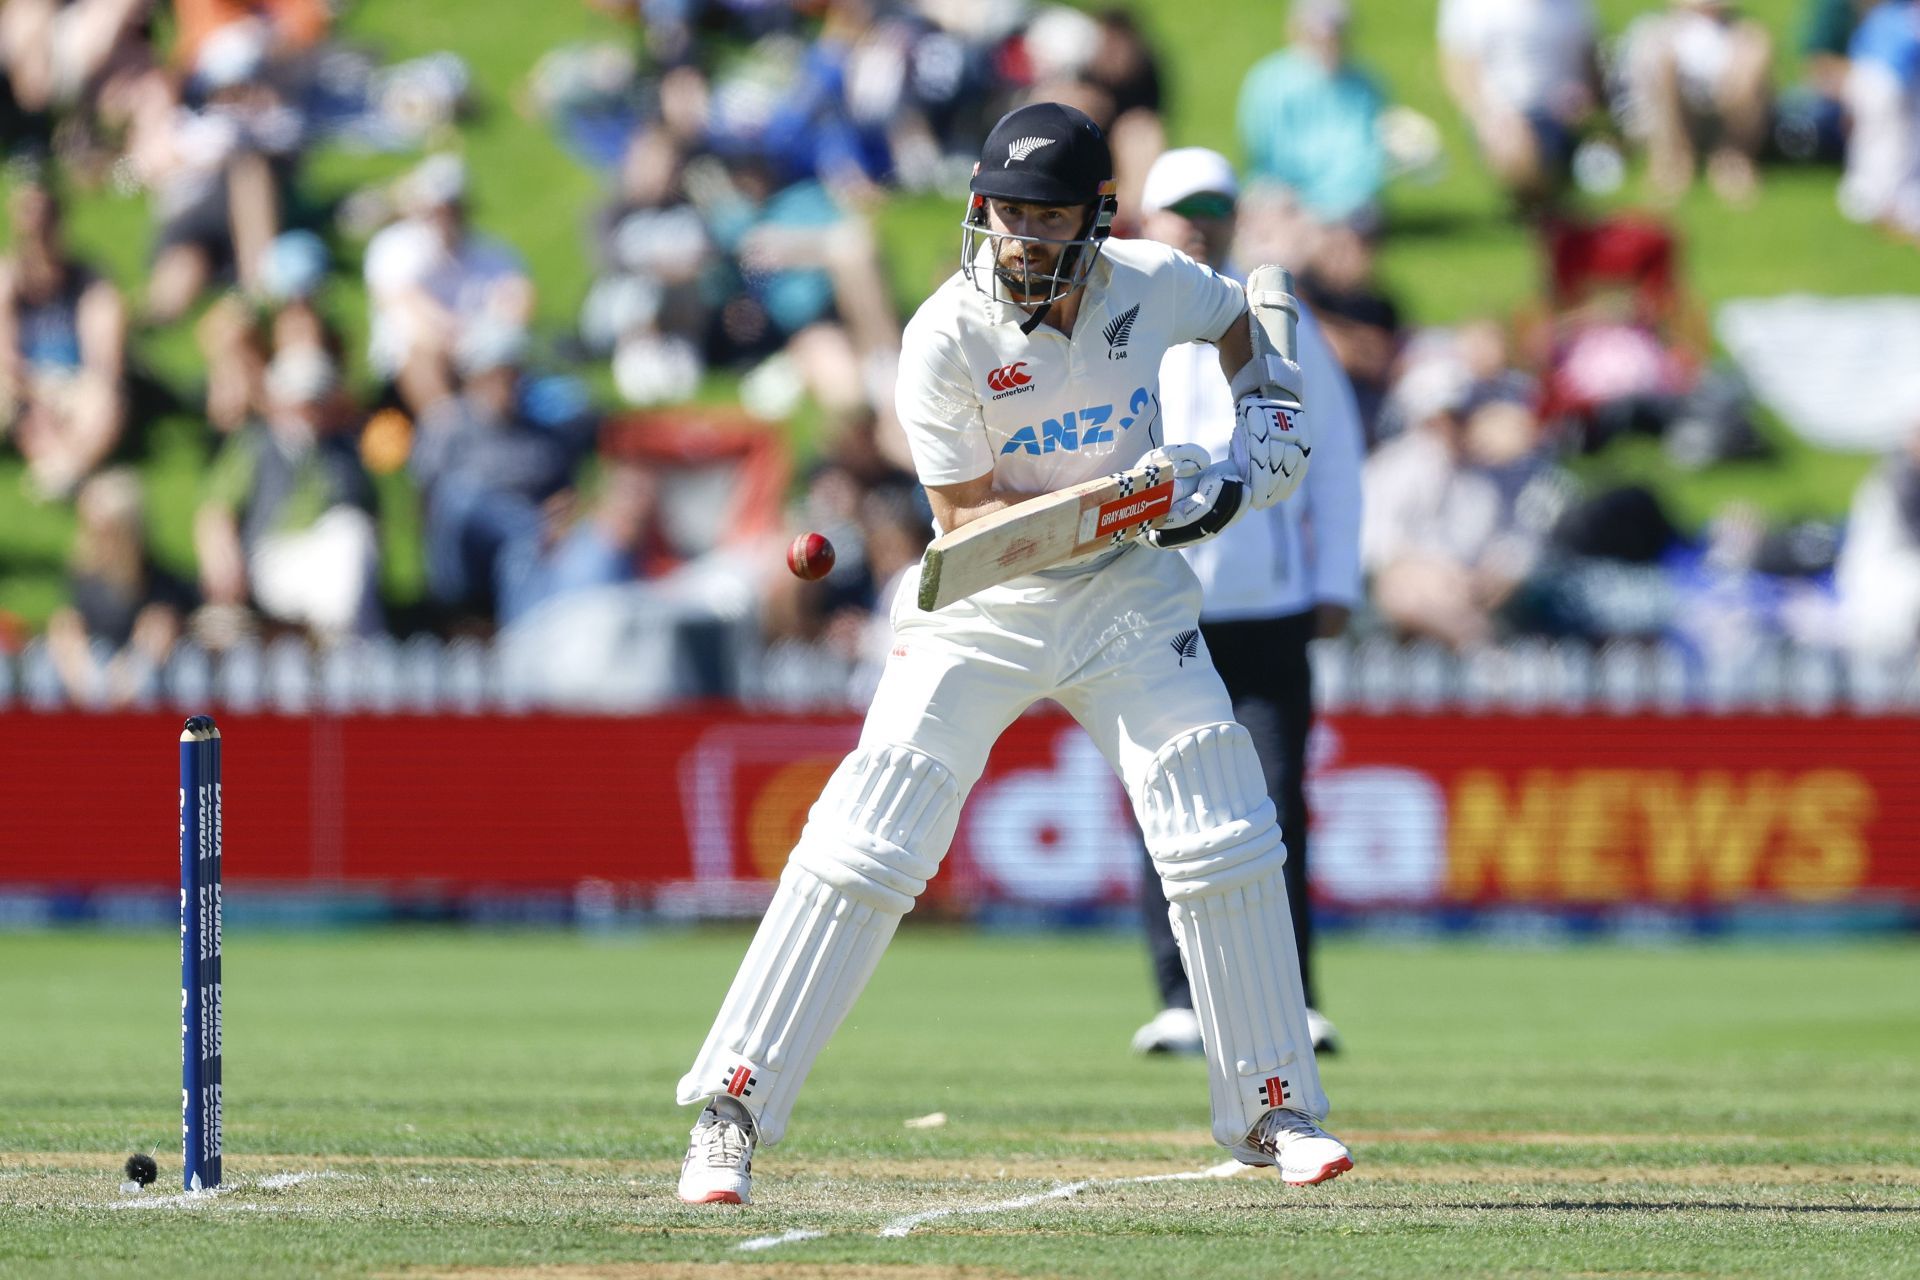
[878,1179,1093,1236]
[106,1169,345,1210]
[880,1158,1248,1237]
[737,1228,829,1251]
[109,1186,232,1211]
[734,1159,1249,1252]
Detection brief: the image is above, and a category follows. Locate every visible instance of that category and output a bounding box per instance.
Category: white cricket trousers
[677,543,1327,1147]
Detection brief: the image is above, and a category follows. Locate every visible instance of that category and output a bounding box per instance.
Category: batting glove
[1140,445,1246,549]
[1230,351,1311,509]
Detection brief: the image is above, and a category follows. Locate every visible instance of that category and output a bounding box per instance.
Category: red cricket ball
[786,531,836,581]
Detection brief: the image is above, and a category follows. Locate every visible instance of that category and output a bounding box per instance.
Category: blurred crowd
[2,0,1918,712]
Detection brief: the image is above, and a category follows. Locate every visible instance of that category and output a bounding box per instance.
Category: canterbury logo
[986,363,1031,392]
[1103,303,1139,352]
[1004,136,1055,165]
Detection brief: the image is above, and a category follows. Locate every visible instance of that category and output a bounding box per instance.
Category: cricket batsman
[677,102,1351,1205]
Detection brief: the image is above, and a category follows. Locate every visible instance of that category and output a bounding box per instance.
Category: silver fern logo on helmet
[1004,136,1056,166]
[962,106,1116,309]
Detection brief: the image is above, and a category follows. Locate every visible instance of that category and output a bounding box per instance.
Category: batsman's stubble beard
[993,239,1063,301]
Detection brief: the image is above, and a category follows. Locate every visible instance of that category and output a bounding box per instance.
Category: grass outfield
[2,930,1917,1277]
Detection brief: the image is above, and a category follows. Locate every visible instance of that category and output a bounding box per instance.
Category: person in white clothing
[363,154,534,412]
[1439,0,1602,204]
[1616,0,1774,203]
[1127,149,1364,1060]
[675,102,1350,1206]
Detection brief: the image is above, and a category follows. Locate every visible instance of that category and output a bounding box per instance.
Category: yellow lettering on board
[1627,770,1784,900]
[1556,770,1637,900]
[1447,769,1556,899]
[1773,770,1875,901]
[1638,771,1696,900]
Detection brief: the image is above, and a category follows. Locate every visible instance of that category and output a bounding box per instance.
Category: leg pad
[1138,724,1327,1145]
[676,745,961,1144]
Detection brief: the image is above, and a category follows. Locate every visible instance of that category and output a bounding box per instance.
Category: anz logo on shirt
[999,387,1153,455]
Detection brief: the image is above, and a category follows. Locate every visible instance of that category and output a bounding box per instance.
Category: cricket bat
[916,461,1176,611]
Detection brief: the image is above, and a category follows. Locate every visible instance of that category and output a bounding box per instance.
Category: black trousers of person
[1140,609,1320,1010]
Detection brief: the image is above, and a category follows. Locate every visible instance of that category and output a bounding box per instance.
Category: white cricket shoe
[1130,1006,1204,1055]
[677,1098,755,1204]
[1229,1107,1353,1186]
[1306,1007,1340,1056]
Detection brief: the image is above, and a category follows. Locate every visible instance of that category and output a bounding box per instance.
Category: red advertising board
[1310,717,1911,909]
[2,710,1915,911]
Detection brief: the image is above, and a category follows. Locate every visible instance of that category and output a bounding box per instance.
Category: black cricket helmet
[962,102,1118,306]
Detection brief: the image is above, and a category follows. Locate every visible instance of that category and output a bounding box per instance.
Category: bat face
[917,463,1177,611]
[994,537,1042,569]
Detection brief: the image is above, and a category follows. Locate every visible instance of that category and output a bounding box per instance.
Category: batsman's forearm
[1214,307,1256,390]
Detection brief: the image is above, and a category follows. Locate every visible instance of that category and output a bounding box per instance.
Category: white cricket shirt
[894,238,1246,500]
